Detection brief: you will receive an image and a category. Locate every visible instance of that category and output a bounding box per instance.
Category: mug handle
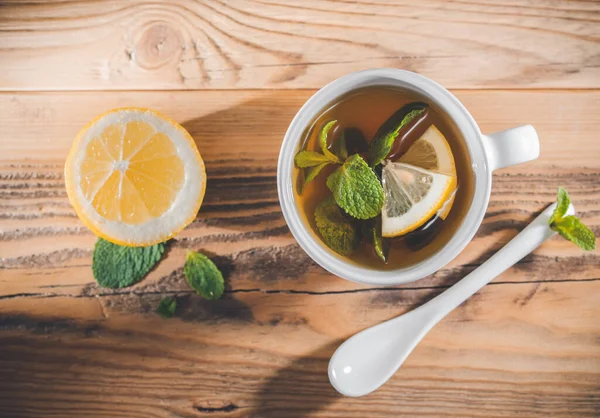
[481,124,540,171]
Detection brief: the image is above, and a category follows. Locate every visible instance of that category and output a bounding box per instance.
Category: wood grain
[1,90,599,298]
[0,279,599,418]
[2,90,599,164]
[1,0,599,90]
[2,2,600,415]
[1,89,599,417]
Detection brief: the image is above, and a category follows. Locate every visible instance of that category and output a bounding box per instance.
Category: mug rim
[277,69,491,285]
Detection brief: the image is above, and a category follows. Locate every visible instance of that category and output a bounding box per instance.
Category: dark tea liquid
[294,86,475,270]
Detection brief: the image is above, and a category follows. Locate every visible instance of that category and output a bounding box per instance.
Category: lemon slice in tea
[64,108,206,246]
[398,124,457,220]
[381,162,456,238]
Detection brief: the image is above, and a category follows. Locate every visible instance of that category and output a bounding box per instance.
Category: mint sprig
[295,120,346,191]
[549,187,596,251]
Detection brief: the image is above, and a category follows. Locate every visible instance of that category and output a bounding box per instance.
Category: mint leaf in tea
[363,218,389,263]
[327,154,384,220]
[295,150,331,168]
[315,197,359,256]
[302,162,330,193]
[369,103,427,167]
[294,86,474,269]
[332,130,348,161]
[319,120,343,164]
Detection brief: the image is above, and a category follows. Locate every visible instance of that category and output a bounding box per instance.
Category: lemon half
[65,108,206,246]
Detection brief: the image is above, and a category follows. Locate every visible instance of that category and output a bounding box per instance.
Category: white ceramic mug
[277,69,539,286]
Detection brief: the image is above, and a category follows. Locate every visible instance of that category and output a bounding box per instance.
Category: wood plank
[1,163,599,295]
[2,90,599,165]
[1,90,599,296]
[0,280,598,417]
[1,0,599,90]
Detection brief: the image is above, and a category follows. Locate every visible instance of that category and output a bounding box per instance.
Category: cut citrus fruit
[381,162,456,238]
[398,124,457,221]
[65,108,206,246]
[399,125,456,176]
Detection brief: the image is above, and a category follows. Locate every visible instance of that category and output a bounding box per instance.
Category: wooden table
[1,1,599,417]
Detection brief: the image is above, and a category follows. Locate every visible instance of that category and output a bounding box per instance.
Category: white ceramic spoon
[329,202,572,397]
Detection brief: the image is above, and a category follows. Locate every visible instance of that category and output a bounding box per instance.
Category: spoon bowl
[329,306,434,397]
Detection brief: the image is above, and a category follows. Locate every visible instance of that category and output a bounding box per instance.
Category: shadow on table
[251,340,344,418]
[178,92,299,244]
[178,91,303,169]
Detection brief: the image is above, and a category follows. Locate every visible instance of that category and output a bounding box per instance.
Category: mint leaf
[184,251,225,300]
[157,296,177,318]
[549,186,570,225]
[552,215,596,251]
[327,154,384,220]
[332,131,348,161]
[364,219,389,263]
[302,162,329,191]
[369,105,426,167]
[92,239,165,289]
[319,120,341,163]
[295,150,331,168]
[548,187,596,251]
[315,197,358,256]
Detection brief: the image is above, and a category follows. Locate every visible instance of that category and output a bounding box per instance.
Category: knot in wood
[134,22,183,70]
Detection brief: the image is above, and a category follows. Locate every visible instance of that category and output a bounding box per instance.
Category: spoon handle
[422,203,564,324]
